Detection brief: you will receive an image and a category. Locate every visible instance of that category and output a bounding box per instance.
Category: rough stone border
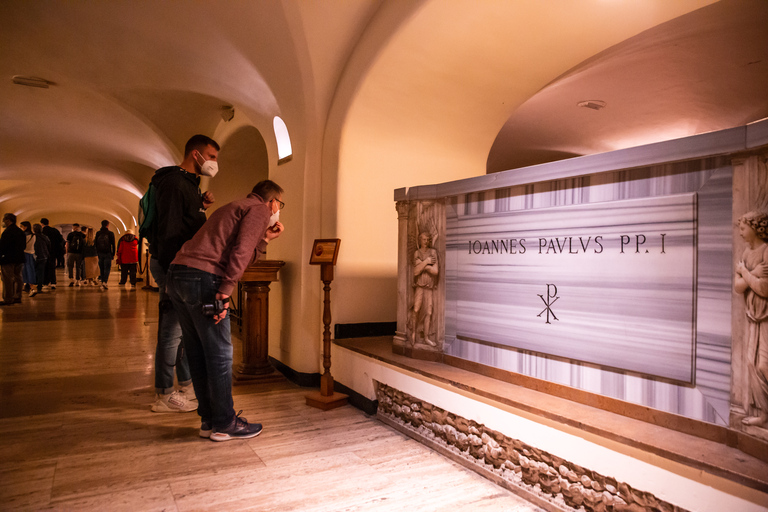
[375,381,689,512]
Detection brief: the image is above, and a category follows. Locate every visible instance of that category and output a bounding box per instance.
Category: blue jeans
[22,253,36,285]
[167,264,234,428]
[150,258,191,394]
[97,253,112,283]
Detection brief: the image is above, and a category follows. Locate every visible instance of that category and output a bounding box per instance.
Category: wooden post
[233,260,285,384]
[306,240,348,410]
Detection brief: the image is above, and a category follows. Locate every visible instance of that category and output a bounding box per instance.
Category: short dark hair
[4,213,17,224]
[72,223,80,229]
[33,223,43,234]
[40,218,50,225]
[252,180,284,202]
[184,134,220,158]
[101,220,109,228]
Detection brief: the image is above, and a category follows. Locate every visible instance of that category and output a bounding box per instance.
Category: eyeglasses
[274,199,285,210]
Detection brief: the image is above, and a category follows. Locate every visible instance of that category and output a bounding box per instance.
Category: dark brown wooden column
[233,260,285,384]
[305,263,348,410]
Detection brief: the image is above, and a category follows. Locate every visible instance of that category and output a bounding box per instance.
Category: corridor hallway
[0,271,542,511]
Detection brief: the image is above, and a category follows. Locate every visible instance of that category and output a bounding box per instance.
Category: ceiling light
[12,75,55,88]
[577,100,606,111]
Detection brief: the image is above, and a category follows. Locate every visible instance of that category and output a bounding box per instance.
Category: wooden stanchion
[234,260,285,384]
[306,240,347,410]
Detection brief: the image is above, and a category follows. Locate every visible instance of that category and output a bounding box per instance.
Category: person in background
[95,220,116,290]
[82,227,100,286]
[116,230,139,290]
[79,223,88,280]
[30,224,50,297]
[40,218,64,286]
[66,223,85,286]
[20,221,36,294]
[0,213,26,305]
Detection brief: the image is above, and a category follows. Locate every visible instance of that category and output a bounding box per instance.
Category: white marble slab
[448,193,696,382]
[443,166,732,425]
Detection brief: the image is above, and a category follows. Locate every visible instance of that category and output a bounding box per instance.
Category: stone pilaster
[393,200,410,349]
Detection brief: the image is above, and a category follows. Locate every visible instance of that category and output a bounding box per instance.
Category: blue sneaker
[210,411,262,442]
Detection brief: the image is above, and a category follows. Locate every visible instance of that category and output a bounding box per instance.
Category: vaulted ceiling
[0,0,765,234]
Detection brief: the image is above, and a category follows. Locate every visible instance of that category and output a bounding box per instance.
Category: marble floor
[0,271,543,511]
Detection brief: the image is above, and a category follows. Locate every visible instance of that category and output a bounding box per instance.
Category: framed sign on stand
[305,239,348,410]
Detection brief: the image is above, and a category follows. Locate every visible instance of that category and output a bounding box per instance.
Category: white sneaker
[150,391,197,413]
[29,290,38,297]
[179,384,198,402]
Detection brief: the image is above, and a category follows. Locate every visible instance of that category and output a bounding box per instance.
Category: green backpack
[137,182,157,268]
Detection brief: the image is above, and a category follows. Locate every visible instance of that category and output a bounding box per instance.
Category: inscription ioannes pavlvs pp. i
[467,234,668,255]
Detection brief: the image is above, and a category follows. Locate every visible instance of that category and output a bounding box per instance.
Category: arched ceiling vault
[334,0,739,273]
[488,0,768,171]
[0,0,288,228]
[1,0,765,244]
[340,0,727,185]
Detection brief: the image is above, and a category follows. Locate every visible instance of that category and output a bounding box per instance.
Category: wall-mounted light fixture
[12,75,55,88]
[577,100,606,111]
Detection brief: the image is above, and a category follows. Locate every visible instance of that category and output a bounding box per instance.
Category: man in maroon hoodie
[166,180,284,441]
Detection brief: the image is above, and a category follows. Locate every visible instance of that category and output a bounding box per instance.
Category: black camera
[201,299,228,317]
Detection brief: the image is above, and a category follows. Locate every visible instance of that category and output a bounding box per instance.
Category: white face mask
[196,152,219,178]
[199,159,218,178]
[268,209,280,227]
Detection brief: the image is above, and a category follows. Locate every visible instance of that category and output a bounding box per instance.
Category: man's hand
[213,293,229,325]
[202,190,215,210]
[265,221,284,242]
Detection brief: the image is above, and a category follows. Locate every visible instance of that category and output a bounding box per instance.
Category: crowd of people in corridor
[1,134,286,444]
[0,215,138,305]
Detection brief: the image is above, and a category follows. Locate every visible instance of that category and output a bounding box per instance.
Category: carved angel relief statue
[735,209,768,427]
[409,202,440,347]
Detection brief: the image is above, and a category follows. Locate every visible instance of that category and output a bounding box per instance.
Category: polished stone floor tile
[0,270,543,511]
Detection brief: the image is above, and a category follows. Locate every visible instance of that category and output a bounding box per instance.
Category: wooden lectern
[305,239,348,410]
[233,259,285,384]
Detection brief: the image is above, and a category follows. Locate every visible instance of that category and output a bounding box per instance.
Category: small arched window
[273,116,293,164]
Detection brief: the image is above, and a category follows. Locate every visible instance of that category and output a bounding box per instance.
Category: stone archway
[208,125,269,211]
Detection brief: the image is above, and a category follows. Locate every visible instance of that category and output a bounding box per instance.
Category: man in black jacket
[149,134,219,413]
[66,223,86,286]
[95,220,116,289]
[0,213,26,305]
[41,218,64,288]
